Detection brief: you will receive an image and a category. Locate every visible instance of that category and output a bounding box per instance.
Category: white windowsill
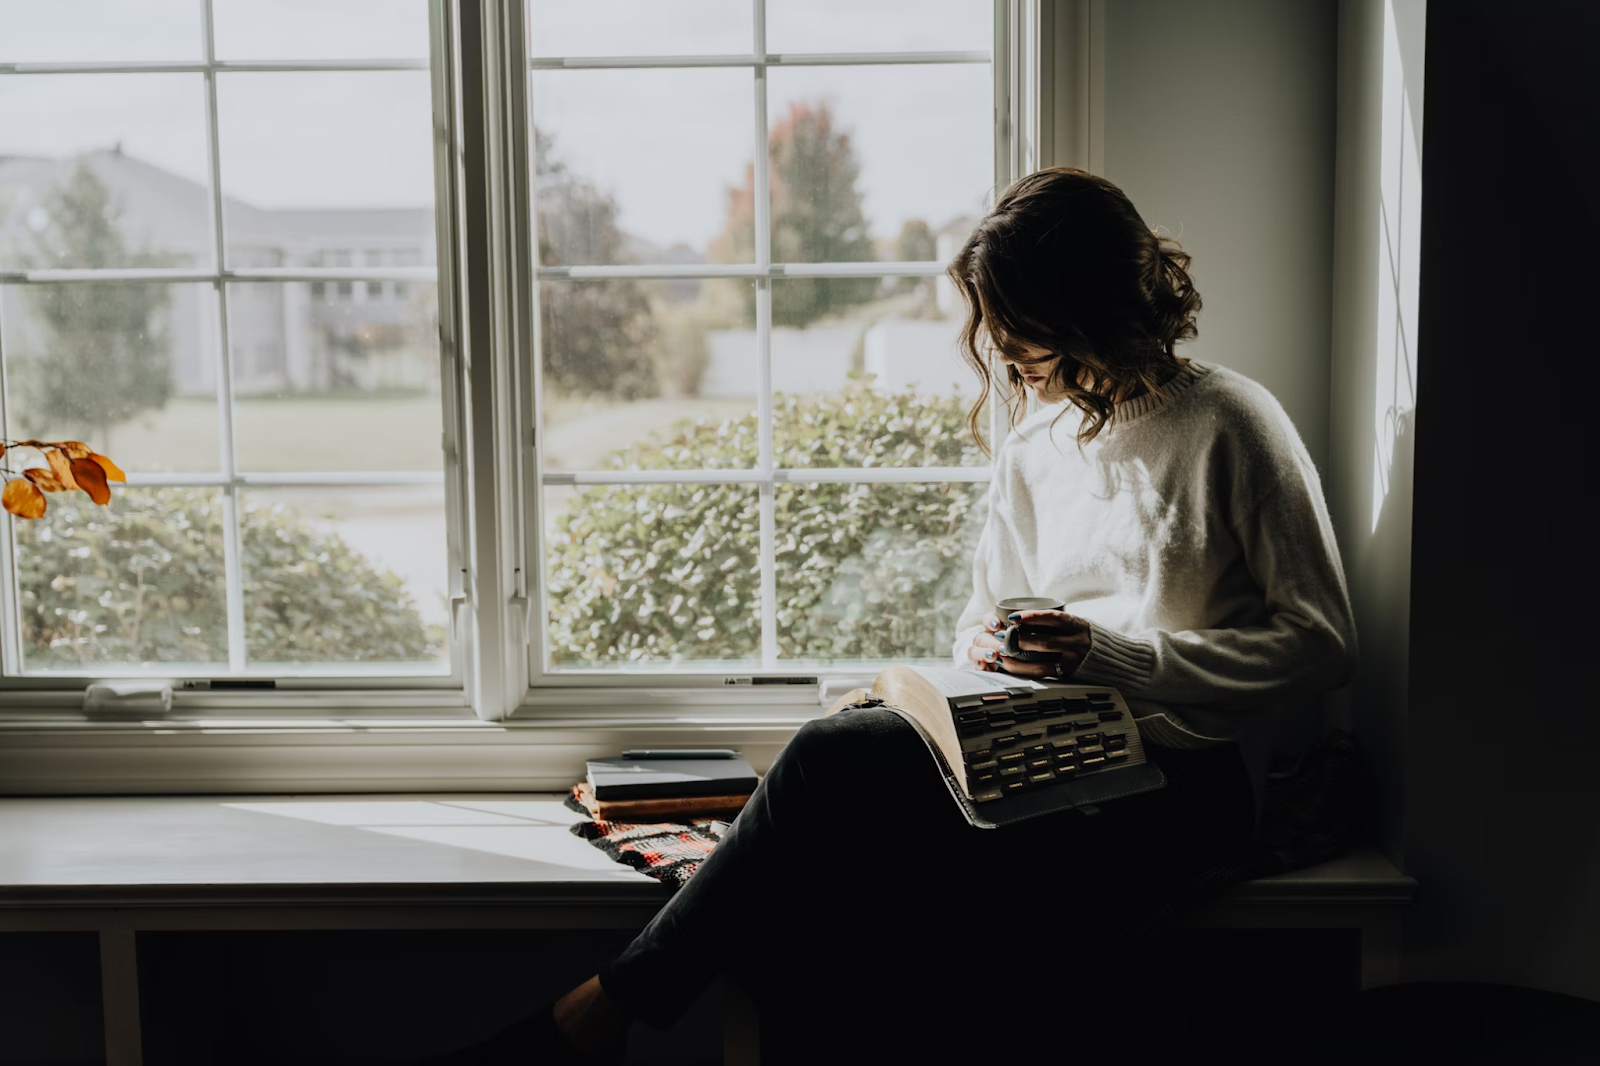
[0,697,820,796]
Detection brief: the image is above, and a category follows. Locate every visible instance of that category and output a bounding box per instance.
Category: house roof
[0,148,433,266]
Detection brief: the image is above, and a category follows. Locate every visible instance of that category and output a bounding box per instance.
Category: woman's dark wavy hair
[948,167,1201,448]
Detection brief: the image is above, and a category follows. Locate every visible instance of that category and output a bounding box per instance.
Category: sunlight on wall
[1372,0,1423,532]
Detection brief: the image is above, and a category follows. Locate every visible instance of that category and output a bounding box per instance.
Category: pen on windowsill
[621,749,740,760]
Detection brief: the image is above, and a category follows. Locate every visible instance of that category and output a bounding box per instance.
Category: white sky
[0,0,994,251]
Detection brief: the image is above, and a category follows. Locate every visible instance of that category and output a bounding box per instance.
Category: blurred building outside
[1,150,983,449]
[698,215,978,400]
[0,146,437,400]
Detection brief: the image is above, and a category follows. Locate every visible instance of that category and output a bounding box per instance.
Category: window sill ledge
[0,708,818,796]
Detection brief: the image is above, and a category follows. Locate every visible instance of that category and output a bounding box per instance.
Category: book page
[870,665,970,796]
[908,667,1042,700]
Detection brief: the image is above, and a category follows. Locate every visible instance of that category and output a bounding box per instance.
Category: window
[525,0,1003,684]
[1,0,1027,723]
[0,0,456,681]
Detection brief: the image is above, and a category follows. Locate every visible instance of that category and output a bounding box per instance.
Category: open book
[828,665,1166,828]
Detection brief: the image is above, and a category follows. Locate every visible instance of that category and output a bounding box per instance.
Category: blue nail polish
[1007,612,1022,622]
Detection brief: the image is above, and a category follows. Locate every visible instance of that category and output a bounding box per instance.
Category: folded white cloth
[83,679,174,715]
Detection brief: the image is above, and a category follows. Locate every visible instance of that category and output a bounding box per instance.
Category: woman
[948,168,1355,813]
[449,168,1356,1064]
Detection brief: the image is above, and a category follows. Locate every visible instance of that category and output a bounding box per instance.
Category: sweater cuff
[1074,624,1156,691]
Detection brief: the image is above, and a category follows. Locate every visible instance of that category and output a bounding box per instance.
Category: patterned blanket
[565,788,731,889]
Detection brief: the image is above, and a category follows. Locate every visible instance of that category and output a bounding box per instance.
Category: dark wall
[0,933,104,1065]
[1404,0,1600,999]
[0,928,723,1066]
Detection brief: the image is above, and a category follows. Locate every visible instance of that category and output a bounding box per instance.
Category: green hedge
[16,488,438,667]
[545,382,987,665]
[15,384,986,670]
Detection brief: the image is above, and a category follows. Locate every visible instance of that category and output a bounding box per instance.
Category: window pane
[241,486,449,668]
[1,282,222,474]
[0,0,201,63]
[532,68,755,265]
[540,279,757,471]
[766,0,993,54]
[228,282,441,473]
[0,74,211,271]
[775,481,986,664]
[14,487,229,671]
[765,278,986,468]
[212,0,430,61]
[766,64,991,263]
[544,484,761,669]
[216,72,436,269]
[528,1,751,58]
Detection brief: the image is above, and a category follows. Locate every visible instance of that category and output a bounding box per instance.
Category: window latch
[508,567,534,639]
[448,591,471,644]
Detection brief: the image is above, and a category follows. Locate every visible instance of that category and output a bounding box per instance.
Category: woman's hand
[966,610,1093,680]
[967,615,1008,671]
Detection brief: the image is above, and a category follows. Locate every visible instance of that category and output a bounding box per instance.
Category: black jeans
[599,707,1257,1055]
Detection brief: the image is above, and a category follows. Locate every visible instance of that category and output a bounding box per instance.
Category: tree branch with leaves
[1,440,126,519]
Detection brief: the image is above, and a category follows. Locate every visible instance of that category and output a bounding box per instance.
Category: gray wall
[1101,0,1339,474]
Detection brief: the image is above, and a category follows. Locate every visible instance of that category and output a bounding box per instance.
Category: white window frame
[0,0,473,709]
[501,0,1046,719]
[0,0,1100,791]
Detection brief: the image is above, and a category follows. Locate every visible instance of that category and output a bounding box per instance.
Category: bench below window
[0,794,1415,1066]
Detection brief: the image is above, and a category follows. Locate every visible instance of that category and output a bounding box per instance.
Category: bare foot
[552,975,630,1062]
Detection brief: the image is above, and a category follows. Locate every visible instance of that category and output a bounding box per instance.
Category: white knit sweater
[952,361,1357,797]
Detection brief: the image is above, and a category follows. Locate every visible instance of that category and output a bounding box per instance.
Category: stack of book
[574,749,759,820]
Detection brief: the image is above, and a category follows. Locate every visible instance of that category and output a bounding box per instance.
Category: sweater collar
[1108,360,1213,427]
[1018,361,1214,440]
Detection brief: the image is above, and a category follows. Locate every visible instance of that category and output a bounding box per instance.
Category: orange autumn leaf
[75,459,113,503]
[58,441,92,460]
[46,448,79,491]
[90,452,126,482]
[70,457,111,505]
[24,466,67,493]
[3,478,46,519]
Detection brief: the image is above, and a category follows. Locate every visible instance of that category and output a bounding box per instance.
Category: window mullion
[456,0,533,718]
[752,0,778,671]
[200,0,247,672]
[0,285,22,675]
[425,0,471,690]
[0,268,439,285]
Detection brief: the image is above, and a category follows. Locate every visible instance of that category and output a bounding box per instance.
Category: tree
[15,488,438,666]
[894,218,937,263]
[534,130,660,400]
[893,218,939,298]
[712,102,880,328]
[20,162,172,442]
[544,382,985,665]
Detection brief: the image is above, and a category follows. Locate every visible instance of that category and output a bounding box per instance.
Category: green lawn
[89,394,761,476]
[91,395,446,474]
